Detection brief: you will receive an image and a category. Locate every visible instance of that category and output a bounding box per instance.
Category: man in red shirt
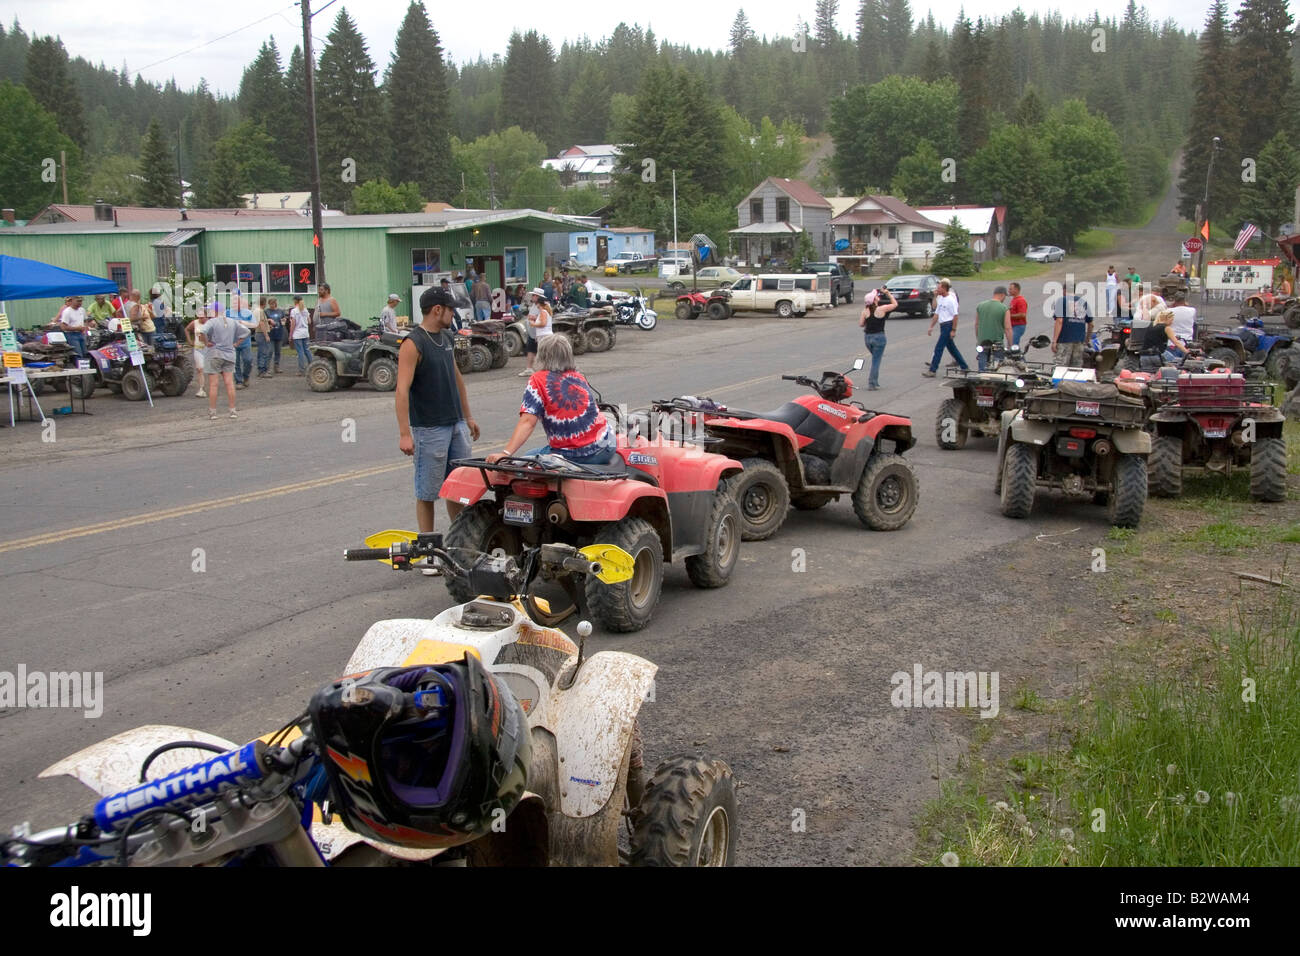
[1007,281,1029,347]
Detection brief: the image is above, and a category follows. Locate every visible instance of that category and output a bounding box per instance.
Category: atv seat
[710,402,809,428]
[331,340,366,353]
[587,456,659,487]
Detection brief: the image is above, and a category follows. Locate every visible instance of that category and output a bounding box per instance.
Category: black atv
[307,330,404,392]
[936,335,1052,449]
[453,320,509,373]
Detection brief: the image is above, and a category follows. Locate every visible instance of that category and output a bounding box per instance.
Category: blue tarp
[0,254,119,302]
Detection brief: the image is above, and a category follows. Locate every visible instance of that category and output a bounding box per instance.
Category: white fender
[552,651,656,818]
[40,725,239,796]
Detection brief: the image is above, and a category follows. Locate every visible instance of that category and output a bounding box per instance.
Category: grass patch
[1185,521,1267,550]
[1101,197,1160,229]
[921,590,1300,865]
[1073,229,1116,256]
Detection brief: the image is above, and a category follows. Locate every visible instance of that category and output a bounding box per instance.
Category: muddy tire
[1284,304,1300,329]
[994,425,1009,495]
[120,368,148,401]
[721,458,789,541]
[503,328,524,357]
[1249,437,1287,502]
[454,346,471,373]
[852,453,919,530]
[999,442,1037,518]
[675,302,694,321]
[443,502,521,604]
[467,343,493,373]
[307,358,337,391]
[629,756,737,867]
[1108,453,1147,527]
[684,491,740,588]
[584,327,611,352]
[367,357,398,391]
[67,372,96,399]
[707,301,728,320]
[159,365,186,397]
[1277,346,1300,391]
[829,289,838,307]
[1209,347,1240,371]
[490,344,509,368]
[584,516,663,633]
[1149,435,1183,498]
[1119,353,1140,373]
[935,397,968,450]
[792,493,833,510]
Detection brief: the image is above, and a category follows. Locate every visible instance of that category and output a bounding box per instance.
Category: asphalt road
[0,189,1248,863]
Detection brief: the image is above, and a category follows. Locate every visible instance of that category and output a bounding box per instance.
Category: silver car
[1024,245,1066,263]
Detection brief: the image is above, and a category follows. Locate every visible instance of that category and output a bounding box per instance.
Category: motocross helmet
[308,656,531,849]
[821,372,852,402]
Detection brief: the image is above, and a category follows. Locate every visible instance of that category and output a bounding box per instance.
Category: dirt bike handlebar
[343,547,393,561]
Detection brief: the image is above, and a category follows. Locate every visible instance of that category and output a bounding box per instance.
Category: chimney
[1,209,14,224]
[93,200,114,223]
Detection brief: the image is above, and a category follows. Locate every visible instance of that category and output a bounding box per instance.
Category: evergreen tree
[195,138,244,207]
[931,217,974,275]
[1014,85,1047,127]
[500,30,556,149]
[729,10,755,53]
[563,60,611,146]
[815,0,841,48]
[882,0,913,53]
[1230,0,1295,161]
[282,46,309,187]
[0,81,81,216]
[1177,0,1239,223]
[1236,131,1300,235]
[950,14,990,158]
[237,39,284,129]
[316,8,388,207]
[24,35,86,148]
[182,80,224,191]
[856,0,886,81]
[136,118,180,207]
[384,2,457,202]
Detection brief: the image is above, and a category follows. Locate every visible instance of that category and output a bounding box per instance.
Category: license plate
[1203,428,1229,439]
[503,499,535,525]
[1075,401,1100,415]
[976,392,994,407]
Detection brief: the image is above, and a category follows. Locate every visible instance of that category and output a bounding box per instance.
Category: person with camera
[858,286,897,390]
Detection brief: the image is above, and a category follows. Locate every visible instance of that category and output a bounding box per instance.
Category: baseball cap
[419,287,456,314]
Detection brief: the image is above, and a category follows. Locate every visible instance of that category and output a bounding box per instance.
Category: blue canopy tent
[0,254,119,305]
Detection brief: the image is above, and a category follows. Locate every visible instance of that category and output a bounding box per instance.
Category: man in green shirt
[974,286,1011,371]
[86,294,116,326]
[570,275,590,309]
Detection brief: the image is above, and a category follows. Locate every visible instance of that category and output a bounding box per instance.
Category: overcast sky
[11,0,1211,95]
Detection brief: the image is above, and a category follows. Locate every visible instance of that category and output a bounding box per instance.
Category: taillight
[509,480,550,498]
[910,288,920,297]
[1068,427,1097,439]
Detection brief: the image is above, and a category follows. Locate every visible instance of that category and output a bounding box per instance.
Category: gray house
[730,178,832,267]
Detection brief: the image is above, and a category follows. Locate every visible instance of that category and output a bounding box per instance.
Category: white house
[541,145,622,189]
[915,205,1007,263]
[830,196,1006,270]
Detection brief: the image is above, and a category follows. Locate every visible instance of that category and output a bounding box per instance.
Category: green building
[0,208,585,327]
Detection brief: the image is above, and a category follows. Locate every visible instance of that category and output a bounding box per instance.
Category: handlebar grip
[344,547,392,561]
[560,556,599,575]
[781,375,799,381]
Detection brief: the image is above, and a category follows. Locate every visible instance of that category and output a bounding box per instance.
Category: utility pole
[176,131,183,209]
[1198,135,1222,283]
[60,150,67,204]
[302,0,326,286]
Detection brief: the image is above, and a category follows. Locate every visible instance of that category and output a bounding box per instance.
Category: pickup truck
[802,262,854,306]
[725,274,818,318]
[604,253,657,275]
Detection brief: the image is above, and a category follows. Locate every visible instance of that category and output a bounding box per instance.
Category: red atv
[675,289,732,321]
[657,359,919,539]
[439,439,742,633]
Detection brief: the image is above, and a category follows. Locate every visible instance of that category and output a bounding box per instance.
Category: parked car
[583,278,632,305]
[883,274,940,318]
[604,252,657,275]
[801,262,855,306]
[725,274,818,317]
[1024,245,1066,263]
[659,256,694,279]
[688,266,747,290]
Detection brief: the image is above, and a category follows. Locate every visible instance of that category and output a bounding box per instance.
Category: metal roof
[151,228,203,247]
[728,222,802,235]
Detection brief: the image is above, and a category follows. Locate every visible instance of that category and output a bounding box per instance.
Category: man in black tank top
[397,288,481,538]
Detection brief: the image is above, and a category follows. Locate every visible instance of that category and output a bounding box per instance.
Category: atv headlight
[1016,378,1025,388]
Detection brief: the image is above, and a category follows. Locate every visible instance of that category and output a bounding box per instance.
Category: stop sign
[1184,237,1204,254]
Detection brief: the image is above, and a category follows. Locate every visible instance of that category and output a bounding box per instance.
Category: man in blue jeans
[396,288,481,572]
[922,280,969,376]
[227,293,256,388]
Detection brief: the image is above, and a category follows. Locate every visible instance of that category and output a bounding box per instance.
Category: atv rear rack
[1144,379,1276,410]
[944,364,1053,385]
[1023,387,1148,426]
[451,456,625,480]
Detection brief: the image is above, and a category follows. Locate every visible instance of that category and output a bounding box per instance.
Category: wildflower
[1166,764,1178,776]
[1015,812,1028,826]
[1173,793,1185,805]
[940,851,959,867]
[1223,792,1236,807]
[1194,790,1210,805]
[1059,827,1075,842]
[994,801,1009,813]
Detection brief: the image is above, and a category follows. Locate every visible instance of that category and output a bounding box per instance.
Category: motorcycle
[6,538,737,867]
[613,289,658,331]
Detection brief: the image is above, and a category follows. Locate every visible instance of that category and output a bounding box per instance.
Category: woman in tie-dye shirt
[486,334,616,465]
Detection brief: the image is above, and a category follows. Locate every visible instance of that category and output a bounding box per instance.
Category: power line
[131,4,299,77]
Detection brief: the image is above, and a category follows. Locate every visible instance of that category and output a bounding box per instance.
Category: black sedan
[883,274,940,317]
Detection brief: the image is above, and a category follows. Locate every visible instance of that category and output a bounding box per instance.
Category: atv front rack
[1143,379,1276,410]
[451,456,625,480]
[944,364,1053,385]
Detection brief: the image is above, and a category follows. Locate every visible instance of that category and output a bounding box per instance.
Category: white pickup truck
[725,274,827,317]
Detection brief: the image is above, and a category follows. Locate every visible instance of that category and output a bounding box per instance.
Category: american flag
[1234,223,1258,253]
